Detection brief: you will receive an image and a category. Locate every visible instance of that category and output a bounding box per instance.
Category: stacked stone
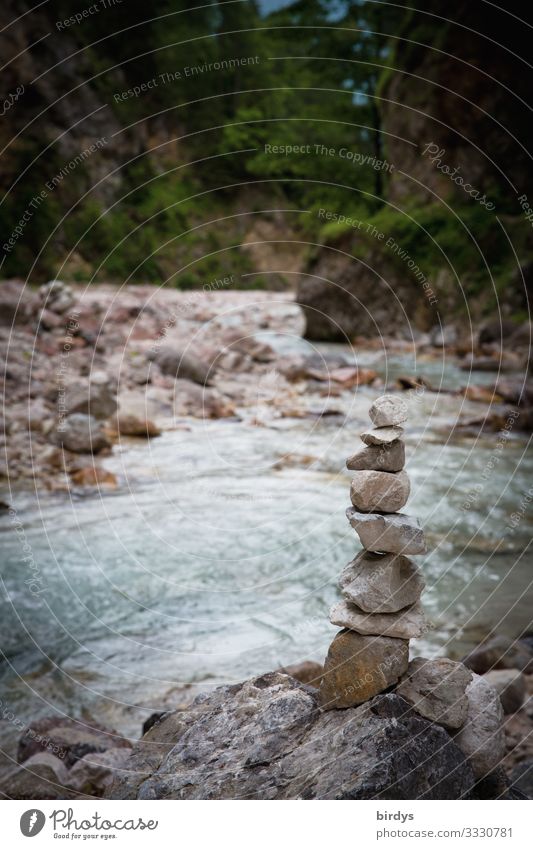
[319,394,429,710]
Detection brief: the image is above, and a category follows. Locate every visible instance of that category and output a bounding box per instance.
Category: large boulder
[107,673,475,800]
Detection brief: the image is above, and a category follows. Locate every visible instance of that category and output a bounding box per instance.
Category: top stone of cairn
[369,395,408,429]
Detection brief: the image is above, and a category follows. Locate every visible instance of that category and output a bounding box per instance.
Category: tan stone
[350,469,410,513]
[319,630,409,709]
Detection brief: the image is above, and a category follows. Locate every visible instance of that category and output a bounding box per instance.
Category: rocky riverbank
[1,279,532,498]
[1,280,532,800]
[2,634,532,800]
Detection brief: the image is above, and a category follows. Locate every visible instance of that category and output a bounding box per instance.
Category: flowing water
[1,339,532,757]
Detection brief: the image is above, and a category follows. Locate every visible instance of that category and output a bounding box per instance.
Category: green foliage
[3,0,529,304]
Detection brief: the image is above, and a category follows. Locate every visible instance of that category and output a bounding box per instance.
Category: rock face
[319,631,409,709]
[330,600,429,640]
[56,414,110,454]
[369,395,408,428]
[361,426,404,445]
[107,673,474,800]
[347,441,405,472]
[350,469,410,513]
[339,551,425,613]
[397,657,473,729]
[346,508,427,555]
[483,669,526,714]
[453,674,506,779]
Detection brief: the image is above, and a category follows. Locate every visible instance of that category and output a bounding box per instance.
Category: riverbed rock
[18,717,131,768]
[56,414,110,454]
[346,440,405,472]
[483,669,526,714]
[463,635,533,675]
[70,466,117,488]
[150,347,212,385]
[452,673,506,779]
[369,395,408,427]
[397,657,473,729]
[0,279,32,326]
[277,660,323,687]
[0,752,77,800]
[339,551,424,613]
[361,426,404,445]
[38,280,75,314]
[350,469,410,513]
[108,673,473,799]
[330,600,429,639]
[68,748,133,797]
[319,631,409,709]
[346,507,427,554]
[115,413,161,438]
[65,372,117,420]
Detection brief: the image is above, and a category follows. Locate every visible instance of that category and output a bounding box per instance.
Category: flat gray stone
[350,469,410,513]
[329,600,430,639]
[346,507,427,554]
[369,395,408,428]
[347,440,405,472]
[397,657,473,729]
[339,551,425,613]
[361,426,404,445]
[452,673,506,779]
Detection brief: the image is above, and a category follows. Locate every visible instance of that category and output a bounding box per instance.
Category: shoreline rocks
[106,673,475,800]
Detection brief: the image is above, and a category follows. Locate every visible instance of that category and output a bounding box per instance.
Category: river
[1,336,532,756]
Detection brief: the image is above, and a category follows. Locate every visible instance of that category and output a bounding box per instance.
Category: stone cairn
[319,394,429,709]
[318,395,508,780]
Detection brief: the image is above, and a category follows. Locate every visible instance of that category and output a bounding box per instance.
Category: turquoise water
[1,347,532,750]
